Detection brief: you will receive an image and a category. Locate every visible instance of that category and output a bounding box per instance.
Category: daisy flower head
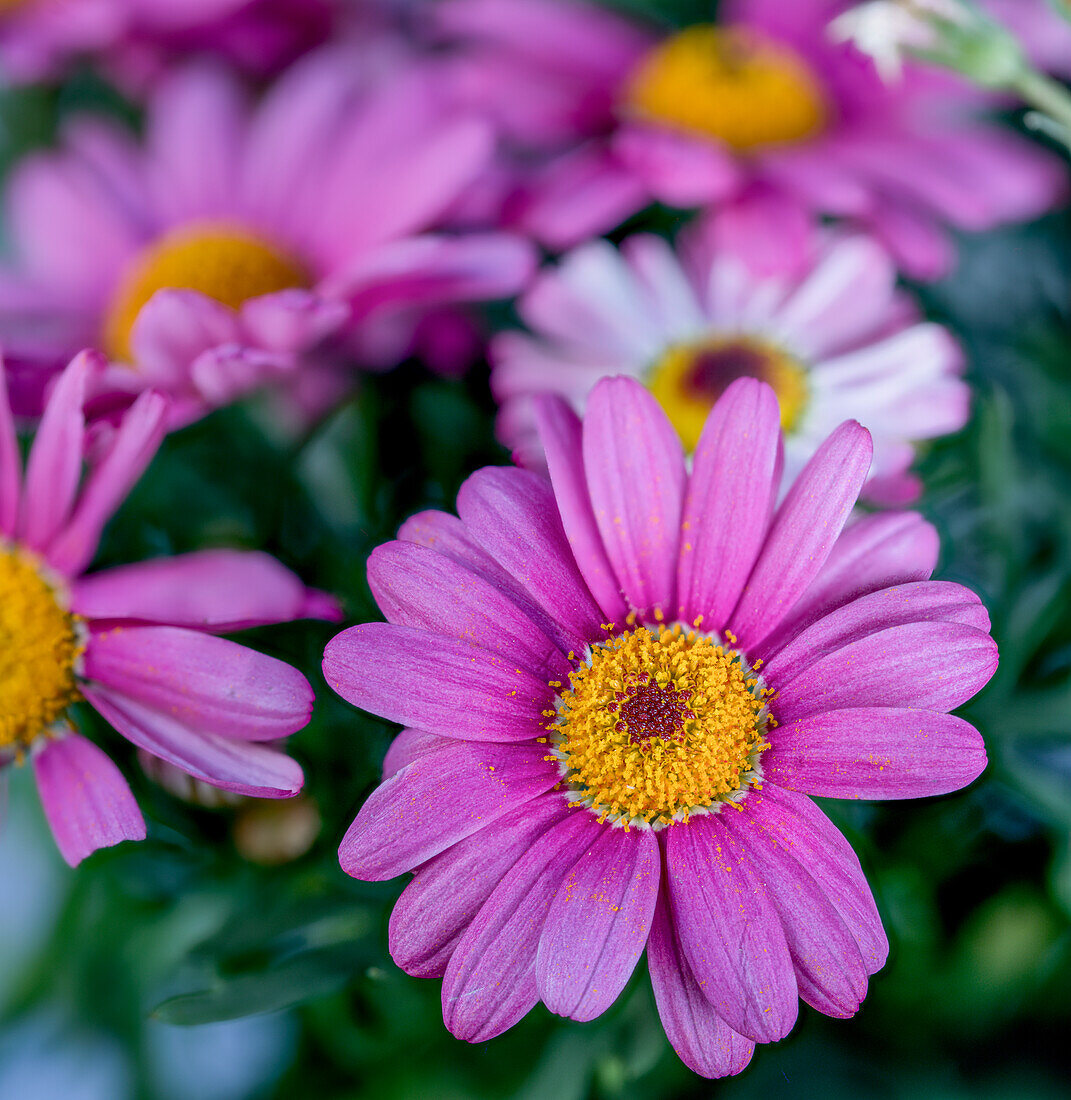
[493,203,968,504]
[0,351,341,867]
[324,374,996,1077]
[0,0,338,88]
[432,0,1066,278]
[0,43,536,425]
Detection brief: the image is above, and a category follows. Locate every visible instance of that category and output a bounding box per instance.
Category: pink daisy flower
[323,374,996,1077]
[0,0,337,88]
[0,350,340,867]
[493,205,968,504]
[0,45,535,424]
[433,0,1066,278]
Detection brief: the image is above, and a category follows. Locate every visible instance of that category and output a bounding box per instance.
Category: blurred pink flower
[433,0,1066,277]
[0,0,338,88]
[0,44,535,425]
[0,351,341,866]
[493,196,968,503]
[324,375,994,1077]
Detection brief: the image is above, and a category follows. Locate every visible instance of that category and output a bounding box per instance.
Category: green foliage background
[3,3,1071,1098]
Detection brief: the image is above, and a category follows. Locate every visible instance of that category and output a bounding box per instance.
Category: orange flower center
[647,335,809,452]
[104,223,309,362]
[545,624,772,828]
[0,547,83,751]
[623,25,830,152]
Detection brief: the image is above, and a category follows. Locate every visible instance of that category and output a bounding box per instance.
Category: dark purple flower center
[607,674,694,746]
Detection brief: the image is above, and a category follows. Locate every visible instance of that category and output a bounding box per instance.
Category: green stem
[1013,67,1071,139]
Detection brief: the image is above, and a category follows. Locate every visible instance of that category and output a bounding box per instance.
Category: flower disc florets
[546,622,773,828]
[0,546,84,752]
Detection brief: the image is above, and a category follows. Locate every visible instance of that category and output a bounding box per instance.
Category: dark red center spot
[607,674,694,746]
[684,342,768,402]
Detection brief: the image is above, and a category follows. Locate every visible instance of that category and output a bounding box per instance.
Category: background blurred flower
[0,43,535,426]
[324,376,995,1078]
[493,198,967,501]
[0,351,338,865]
[0,0,339,89]
[433,0,1066,277]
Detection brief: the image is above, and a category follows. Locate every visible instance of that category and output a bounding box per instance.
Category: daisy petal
[722,800,868,1018]
[730,420,873,651]
[33,732,146,868]
[647,891,755,1080]
[766,708,987,799]
[665,814,798,1042]
[83,685,304,799]
[774,621,998,721]
[537,825,660,1022]
[83,625,314,741]
[338,741,560,881]
[762,580,990,685]
[368,540,571,679]
[535,395,629,625]
[456,466,605,646]
[390,791,572,978]
[677,378,781,630]
[583,377,686,620]
[442,811,601,1042]
[323,623,552,742]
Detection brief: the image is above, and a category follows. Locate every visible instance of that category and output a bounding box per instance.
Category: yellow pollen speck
[104,222,310,362]
[0,547,84,750]
[648,335,808,453]
[623,25,829,152]
[549,625,770,828]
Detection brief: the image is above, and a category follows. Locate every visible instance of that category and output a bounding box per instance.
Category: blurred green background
[4,3,1071,1098]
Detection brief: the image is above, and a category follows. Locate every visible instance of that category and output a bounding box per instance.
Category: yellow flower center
[623,25,830,152]
[0,548,83,752]
[647,335,808,452]
[545,623,772,828]
[104,223,310,362]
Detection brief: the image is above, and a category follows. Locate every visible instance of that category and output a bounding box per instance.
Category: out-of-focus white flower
[830,0,979,79]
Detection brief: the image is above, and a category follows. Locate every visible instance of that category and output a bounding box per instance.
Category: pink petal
[390,790,572,978]
[83,625,314,741]
[72,549,341,630]
[456,466,606,648]
[239,289,350,354]
[441,810,601,1042]
[774,621,998,721]
[398,508,581,657]
[534,395,629,625]
[514,144,650,252]
[612,123,740,207]
[721,800,868,1018]
[647,891,755,1080]
[338,741,561,881]
[367,540,570,680]
[738,785,888,974]
[759,512,940,660]
[0,361,21,536]
[730,420,873,651]
[83,685,304,798]
[665,814,798,1043]
[677,378,782,631]
[33,732,146,867]
[582,377,686,621]
[762,580,991,686]
[382,728,457,779]
[323,623,552,742]
[46,389,168,576]
[17,350,94,554]
[536,824,660,1022]
[328,233,536,317]
[766,707,987,798]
